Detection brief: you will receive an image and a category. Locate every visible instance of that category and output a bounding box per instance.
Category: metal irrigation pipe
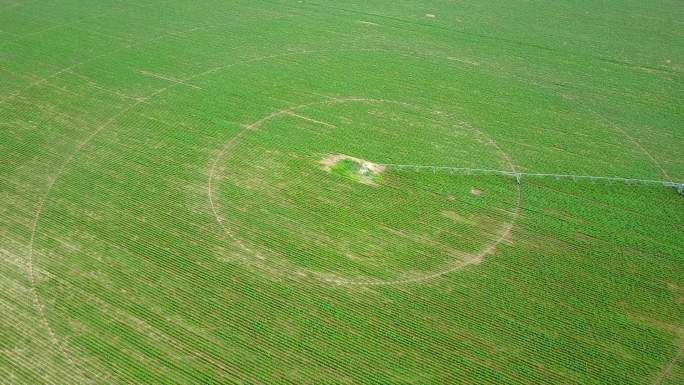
[381,163,684,194]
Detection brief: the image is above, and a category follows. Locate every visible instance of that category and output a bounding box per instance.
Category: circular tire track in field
[208,97,522,286]
[27,47,521,382]
[21,24,228,384]
[26,47,371,382]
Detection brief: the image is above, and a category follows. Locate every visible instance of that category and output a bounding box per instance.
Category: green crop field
[1,1,683,384]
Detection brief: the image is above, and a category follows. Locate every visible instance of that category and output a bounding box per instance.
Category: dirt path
[653,342,683,384]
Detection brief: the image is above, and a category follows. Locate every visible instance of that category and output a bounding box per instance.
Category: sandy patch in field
[319,154,386,186]
[447,57,480,66]
[319,154,385,173]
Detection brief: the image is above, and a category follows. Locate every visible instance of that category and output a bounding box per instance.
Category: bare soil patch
[320,154,386,185]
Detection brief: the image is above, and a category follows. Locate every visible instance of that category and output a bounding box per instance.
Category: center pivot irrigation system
[382,164,684,195]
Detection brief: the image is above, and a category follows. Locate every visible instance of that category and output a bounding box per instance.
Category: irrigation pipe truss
[381,164,684,195]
